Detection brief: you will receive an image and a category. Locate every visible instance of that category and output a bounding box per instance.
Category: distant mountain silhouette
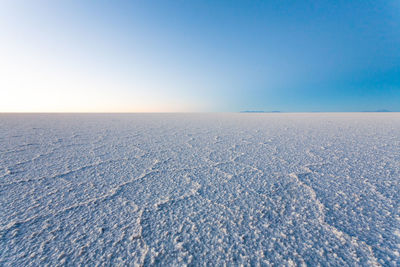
[240,110,281,113]
[362,109,391,112]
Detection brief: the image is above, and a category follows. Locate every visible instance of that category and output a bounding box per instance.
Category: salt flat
[0,113,399,266]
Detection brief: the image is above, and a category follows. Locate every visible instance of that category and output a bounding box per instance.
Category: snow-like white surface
[0,113,399,266]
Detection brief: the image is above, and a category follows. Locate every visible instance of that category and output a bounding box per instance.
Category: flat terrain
[0,113,399,265]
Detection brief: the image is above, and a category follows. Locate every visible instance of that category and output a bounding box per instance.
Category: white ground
[0,113,399,266]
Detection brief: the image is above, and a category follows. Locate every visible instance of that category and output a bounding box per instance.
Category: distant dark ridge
[240,110,281,113]
[362,109,391,112]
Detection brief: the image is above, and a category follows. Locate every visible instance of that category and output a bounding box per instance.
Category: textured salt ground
[0,113,399,266]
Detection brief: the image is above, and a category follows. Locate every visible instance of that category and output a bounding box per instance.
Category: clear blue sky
[1,0,399,112]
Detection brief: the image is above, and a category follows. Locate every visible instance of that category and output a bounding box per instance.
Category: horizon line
[0,111,398,114]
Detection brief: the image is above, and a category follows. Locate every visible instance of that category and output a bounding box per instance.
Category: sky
[1,0,399,112]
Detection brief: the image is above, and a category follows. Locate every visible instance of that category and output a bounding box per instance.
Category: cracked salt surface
[0,113,399,266]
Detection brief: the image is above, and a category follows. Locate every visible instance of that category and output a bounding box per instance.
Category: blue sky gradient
[1,0,399,112]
